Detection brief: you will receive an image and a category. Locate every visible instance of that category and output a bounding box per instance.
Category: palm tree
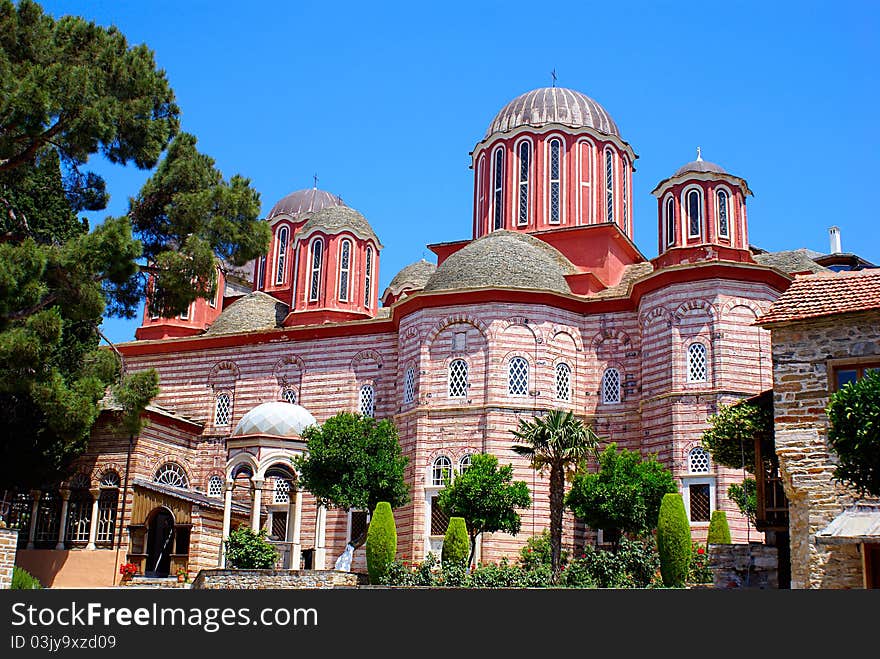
[511,409,601,579]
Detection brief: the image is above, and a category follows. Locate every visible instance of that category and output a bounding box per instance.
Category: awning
[815,503,880,545]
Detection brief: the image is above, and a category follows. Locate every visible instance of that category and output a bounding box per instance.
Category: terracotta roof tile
[757,269,880,325]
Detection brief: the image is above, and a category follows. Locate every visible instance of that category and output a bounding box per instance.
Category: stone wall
[0,528,19,589]
[709,542,778,589]
[191,569,364,590]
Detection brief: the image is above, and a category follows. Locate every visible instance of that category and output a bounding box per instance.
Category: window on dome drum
[403,366,416,404]
[154,463,189,489]
[687,189,702,238]
[665,196,676,246]
[687,343,708,383]
[621,158,628,229]
[432,456,453,487]
[309,239,323,302]
[518,141,530,226]
[549,138,562,224]
[273,478,291,504]
[33,492,61,548]
[605,149,615,223]
[359,384,375,418]
[256,255,266,291]
[459,454,472,473]
[717,189,730,238]
[508,357,530,396]
[448,359,469,398]
[555,362,572,402]
[65,475,92,545]
[364,246,373,307]
[275,226,289,285]
[688,483,711,522]
[207,475,224,498]
[338,239,352,302]
[493,148,505,230]
[281,387,297,405]
[96,488,118,546]
[477,157,486,230]
[689,447,711,474]
[602,368,621,404]
[215,392,231,426]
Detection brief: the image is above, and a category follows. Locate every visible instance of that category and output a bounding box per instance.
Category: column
[220,479,233,567]
[55,489,70,550]
[250,479,264,532]
[286,489,303,569]
[314,504,327,570]
[26,490,40,550]
[85,488,101,550]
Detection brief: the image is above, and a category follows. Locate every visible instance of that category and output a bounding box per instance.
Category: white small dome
[232,402,317,437]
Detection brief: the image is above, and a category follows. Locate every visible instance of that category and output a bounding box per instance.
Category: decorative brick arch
[550,327,583,352]
[91,462,123,485]
[351,349,384,370]
[273,355,305,384]
[150,455,194,485]
[639,305,672,330]
[426,314,489,346]
[719,297,765,321]
[589,328,633,353]
[399,324,421,347]
[208,360,241,387]
[227,451,259,480]
[672,299,718,325]
[499,316,543,344]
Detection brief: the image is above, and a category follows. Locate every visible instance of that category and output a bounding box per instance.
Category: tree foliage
[701,401,773,473]
[826,370,880,497]
[436,452,531,567]
[656,493,692,588]
[441,517,470,568]
[224,526,278,569]
[707,511,732,545]
[293,412,409,547]
[365,502,397,584]
[565,443,677,543]
[727,477,757,527]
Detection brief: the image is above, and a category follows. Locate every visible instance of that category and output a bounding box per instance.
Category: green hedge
[366,502,397,584]
[656,493,691,587]
[707,511,732,545]
[442,517,469,567]
[11,567,42,590]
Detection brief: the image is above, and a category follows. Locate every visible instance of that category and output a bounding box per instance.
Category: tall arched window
[477,155,486,233]
[549,138,562,224]
[214,392,231,426]
[717,189,730,239]
[518,140,531,226]
[309,238,324,302]
[686,189,703,238]
[338,239,352,302]
[555,362,572,402]
[508,357,529,396]
[621,158,628,229]
[96,471,119,546]
[688,447,711,474]
[448,359,469,398]
[665,196,676,246]
[403,366,416,404]
[602,368,621,404]
[605,149,615,223]
[432,456,452,487]
[687,343,708,382]
[492,147,505,230]
[459,454,472,473]
[275,226,289,285]
[359,384,375,418]
[65,473,92,545]
[154,463,189,489]
[364,246,373,307]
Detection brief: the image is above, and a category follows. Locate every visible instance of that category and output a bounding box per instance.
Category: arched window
[33,492,61,547]
[605,149,615,223]
[687,343,708,382]
[154,463,189,489]
[508,357,529,396]
[207,475,224,498]
[273,477,291,504]
[364,246,373,307]
[281,387,297,405]
[100,470,120,488]
[621,158,629,230]
[65,474,92,545]
[665,196,676,246]
[717,189,730,238]
[688,447,711,474]
[359,383,375,418]
[214,392,231,426]
[96,470,119,546]
[338,239,352,302]
[477,156,486,232]
[448,359,469,398]
[686,188,702,238]
[309,238,324,302]
[459,454,472,473]
[555,362,572,402]
[256,255,266,291]
[275,226,289,285]
[602,368,621,404]
[492,147,505,230]
[549,138,562,224]
[403,366,416,404]
[432,456,452,487]
[518,140,531,226]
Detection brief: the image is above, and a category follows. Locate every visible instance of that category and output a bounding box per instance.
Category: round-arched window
[154,463,189,489]
[432,456,452,487]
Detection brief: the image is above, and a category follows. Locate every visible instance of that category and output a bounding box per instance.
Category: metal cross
[313,173,319,189]
[551,68,557,87]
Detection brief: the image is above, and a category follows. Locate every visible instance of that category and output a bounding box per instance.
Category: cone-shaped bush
[442,517,470,567]
[657,493,691,587]
[366,502,397,584]
[707,511,732,545]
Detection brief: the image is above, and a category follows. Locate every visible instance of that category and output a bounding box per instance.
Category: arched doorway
[145,508,175,577]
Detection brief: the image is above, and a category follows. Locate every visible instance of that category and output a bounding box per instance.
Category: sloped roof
[267,188,346,220]
[386,259,437,295]
[299,206,380,245]
[133,478,248,514]
[757,268,880,325]
[205,291,288,335]
[485,87,619,139]
[815,503,880,545]
[753,249,828,275]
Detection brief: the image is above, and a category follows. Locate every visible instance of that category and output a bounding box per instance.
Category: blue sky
[38,0,880,344]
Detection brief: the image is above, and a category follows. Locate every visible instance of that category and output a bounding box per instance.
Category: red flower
[697,547,705,555]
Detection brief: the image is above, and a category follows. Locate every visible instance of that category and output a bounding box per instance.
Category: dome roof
[267,188,346,220]
[485,87,619,139]
[423,231,576,295]
[205,291,288,335]
[674,159,727,177]
[388,259,437,293]
[299,205,380,244]
[232,402,317,437]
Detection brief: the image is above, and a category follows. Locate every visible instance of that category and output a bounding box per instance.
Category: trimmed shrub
[366,501,397,584]
[224,526,278,569]
[11,567,42,590]
[442,517,469,568]
[656,493,692,587]
[707,511,732,545]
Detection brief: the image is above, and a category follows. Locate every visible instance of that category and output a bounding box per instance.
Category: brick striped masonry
[0,528,18,589]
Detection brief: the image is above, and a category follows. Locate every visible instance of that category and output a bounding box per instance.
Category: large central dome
[485,87,619,139]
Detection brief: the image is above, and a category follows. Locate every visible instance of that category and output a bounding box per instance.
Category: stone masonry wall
[0,528,19,589]
[191,569,362,589]
[709,542,778,589]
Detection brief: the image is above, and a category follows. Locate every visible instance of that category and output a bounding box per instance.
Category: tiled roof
[752,248,828,275]
[757,268,880,325]
[205,291,288,335]
[485,87,619,139]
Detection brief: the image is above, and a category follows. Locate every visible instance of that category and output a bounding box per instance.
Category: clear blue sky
[38,0,880,344]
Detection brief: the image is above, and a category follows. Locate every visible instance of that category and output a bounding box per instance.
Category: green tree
[365,502,397,584]
[436,453,531,567]
[826,370,880,497]
[727,477,757,527]
[293,412,409,548]
[224,526,278,569]
[565,443,677,546]
[511,409,600,580]
[707,510,732,545]
[702,400,773,473]
[441,517,470,568]
[656,493,692,587]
